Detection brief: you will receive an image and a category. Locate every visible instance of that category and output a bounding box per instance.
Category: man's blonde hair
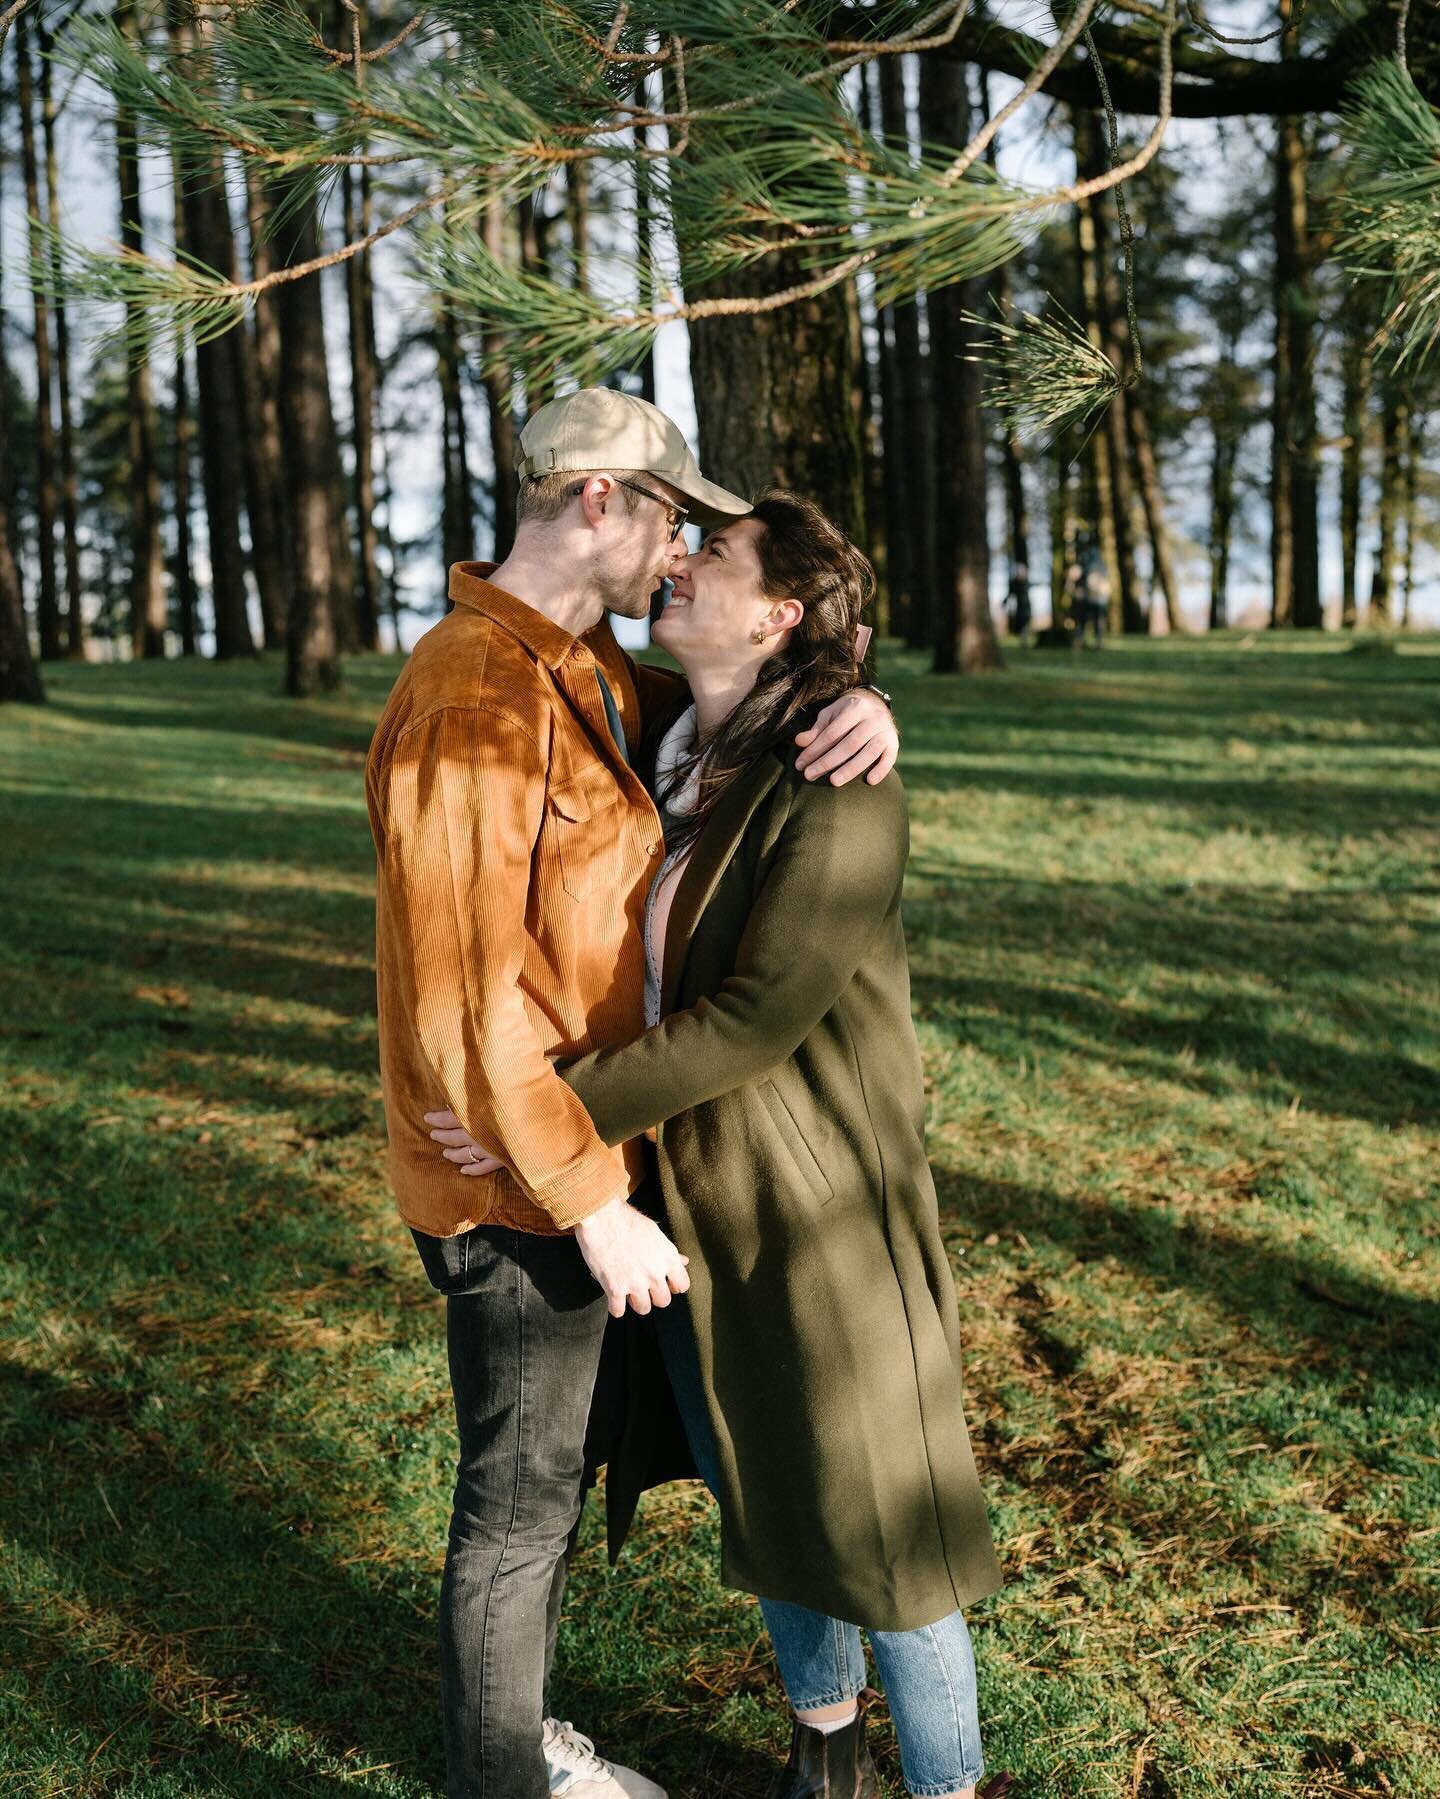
[516,469,649,526]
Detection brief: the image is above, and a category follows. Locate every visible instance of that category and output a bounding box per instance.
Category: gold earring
[751,629,767,645]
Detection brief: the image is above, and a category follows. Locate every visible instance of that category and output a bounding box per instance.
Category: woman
[431,492,1006,1799]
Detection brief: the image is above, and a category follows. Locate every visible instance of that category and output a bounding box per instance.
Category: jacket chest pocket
[546,771,622,900]
[758,1079,834,1207]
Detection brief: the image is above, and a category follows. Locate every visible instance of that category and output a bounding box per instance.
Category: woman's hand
[424,1109,506,1177]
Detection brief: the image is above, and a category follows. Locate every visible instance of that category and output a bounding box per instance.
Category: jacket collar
[448,561,578,672]
[661,751,785,1016]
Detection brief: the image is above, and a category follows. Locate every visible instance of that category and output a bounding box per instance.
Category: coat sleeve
[384,704,633,1226]
[559,772,908,1145]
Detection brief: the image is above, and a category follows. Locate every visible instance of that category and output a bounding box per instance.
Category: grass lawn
[1,634,1436,1799]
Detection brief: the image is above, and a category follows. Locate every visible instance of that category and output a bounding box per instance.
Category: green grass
[1,634,1437,1799]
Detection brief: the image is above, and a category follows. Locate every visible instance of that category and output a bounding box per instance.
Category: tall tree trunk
[849,271,886,635]
[1368,380,1407,626]
[169,9,252,658]
[1075,109,1143,635]
[170,151,200,657]
[0,97,42,703]
[633,101,658,407]
[1400,411,1421,627]
[1273,14,1321,630]
[1209,413,1238,631]
[16,18,61,661]
[234,172,289,650]
[39,24,84,658]
[480,201,518,562]
[1051,439,1074,630]
[277,190,341,696]
[1339,323,1370,629]
[437,294,474,577]
[343,161,382,651]
[115,0,167,660]
[880,57,933,652]
[921,58,999,674]
[242,162,292,644]
[565,163,590,297]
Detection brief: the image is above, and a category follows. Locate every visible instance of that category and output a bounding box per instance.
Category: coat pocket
[546,771,620,900]
[758,1079,834,1206]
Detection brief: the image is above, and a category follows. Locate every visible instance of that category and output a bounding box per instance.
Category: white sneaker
[542,1716,667,1798]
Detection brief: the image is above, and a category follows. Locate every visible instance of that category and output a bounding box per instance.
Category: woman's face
[654,519,794,666]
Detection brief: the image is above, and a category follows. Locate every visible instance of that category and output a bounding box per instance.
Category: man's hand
[426,1109,506,1176]
[573,1196,690,1318]
[794,687,898,787]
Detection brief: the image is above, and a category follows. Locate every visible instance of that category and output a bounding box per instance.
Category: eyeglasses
[611,477,690,543]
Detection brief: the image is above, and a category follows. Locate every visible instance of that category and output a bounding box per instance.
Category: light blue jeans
[653,1301,986,1797]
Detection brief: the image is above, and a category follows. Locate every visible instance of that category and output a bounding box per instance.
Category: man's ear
[577,474,614,528]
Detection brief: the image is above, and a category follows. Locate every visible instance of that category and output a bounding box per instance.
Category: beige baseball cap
[517,387,751,528]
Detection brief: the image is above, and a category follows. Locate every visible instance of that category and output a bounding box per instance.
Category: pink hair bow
[853,623,873,661]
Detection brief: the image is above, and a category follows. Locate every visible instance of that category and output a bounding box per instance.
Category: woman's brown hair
[653,488,876,853]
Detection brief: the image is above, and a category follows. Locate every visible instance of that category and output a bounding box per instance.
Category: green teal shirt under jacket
[561,751,1004,1633]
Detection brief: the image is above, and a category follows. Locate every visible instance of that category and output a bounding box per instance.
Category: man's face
[593,475,690,620]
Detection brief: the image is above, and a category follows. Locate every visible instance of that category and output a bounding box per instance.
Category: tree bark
[633,100,658,408]
[1401,411,1421,628]
[921,57,1000,674]
[1272,26,1321,631]
[169,145,200,657]
[1209,413,1237,631]
[235,165,290,650]
[1367,379,1407,627]
[276,190,342,696]
[437,293,474,578]
[1339,321,1370,629]
[879,57,934,652]
[1075,109,1143,635]
[39,23,84,658]
[16,18,61,662]
[480,201,518,562]
[0,103,42,703]
[343,160,382,651]
[169,9,252,658]
[113,0,168,660]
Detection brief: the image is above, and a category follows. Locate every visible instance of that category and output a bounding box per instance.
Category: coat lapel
[660,753,784,1016]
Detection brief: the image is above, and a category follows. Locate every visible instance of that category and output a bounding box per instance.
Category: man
[365,388,898,1799]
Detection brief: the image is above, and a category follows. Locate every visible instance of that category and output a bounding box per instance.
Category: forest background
[0,2,1437,1796]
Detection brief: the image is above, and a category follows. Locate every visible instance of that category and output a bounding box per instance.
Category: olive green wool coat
[562,753,1003,1633]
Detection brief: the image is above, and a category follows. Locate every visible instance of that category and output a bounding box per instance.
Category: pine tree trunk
[1400,412,1421,628]
[1126,394,1182,632]
[481,200,517,562]
[878,56,934,651]
[1074,109,1142,636]
[1368,381,1407,626]
[169,142,201,658]
[1339,324,1369,629]
[169,9,252,658]
[16,19,61,662]
[1051,442,1075,630]
[0,128,41,703]
[921,58,999,674]
[1273,16,1321,631]
[1209,420,1237,631]
[39,25,84,658]
[114,0,168,660]
[343,162,382,651]
[277,191,341,697]
[438,295,474,577]
[242,162,292,644]
[633,102,658,407]
[849,272,886,635]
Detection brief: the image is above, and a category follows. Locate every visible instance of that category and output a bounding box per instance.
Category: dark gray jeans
[412,1224,609,1799]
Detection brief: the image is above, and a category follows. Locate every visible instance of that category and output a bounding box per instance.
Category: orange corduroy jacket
[365,562,682,1238]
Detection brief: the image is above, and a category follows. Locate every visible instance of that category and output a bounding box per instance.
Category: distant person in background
[1006,562,1032,645]
[1072,540,1110,650]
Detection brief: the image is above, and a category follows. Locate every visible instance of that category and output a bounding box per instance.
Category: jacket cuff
[529,1146,634,1230]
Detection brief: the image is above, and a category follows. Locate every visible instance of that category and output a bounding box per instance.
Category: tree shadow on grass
[934,1165,1439,1400]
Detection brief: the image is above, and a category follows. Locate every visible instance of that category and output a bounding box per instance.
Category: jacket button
[649,842,662,856]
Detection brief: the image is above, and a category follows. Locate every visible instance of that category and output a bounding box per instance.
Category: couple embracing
[365,389,1007,1799]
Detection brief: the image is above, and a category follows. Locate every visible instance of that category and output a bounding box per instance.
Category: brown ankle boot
[766,1709,880,1798]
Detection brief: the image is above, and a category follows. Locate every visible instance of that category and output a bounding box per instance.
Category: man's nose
[667,539,691,572]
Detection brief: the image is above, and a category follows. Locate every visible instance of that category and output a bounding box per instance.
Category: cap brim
[663,456,752,529]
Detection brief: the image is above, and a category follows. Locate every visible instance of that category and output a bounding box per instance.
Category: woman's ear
[765,597,805,634]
